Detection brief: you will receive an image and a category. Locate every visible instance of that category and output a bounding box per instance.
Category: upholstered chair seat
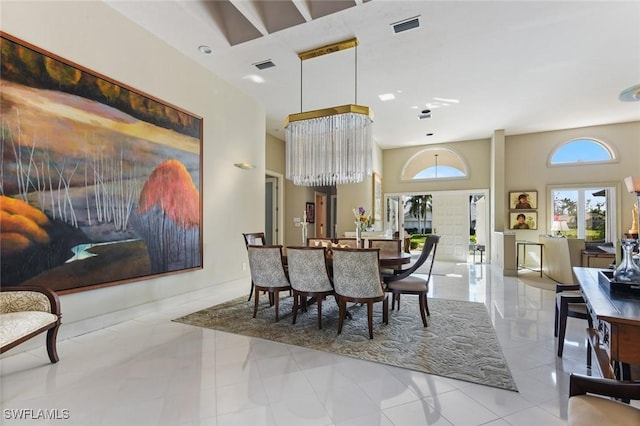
[0,286,61,363]
[555,284,592,366]
[568,373,640,426]
[382,235,440,327]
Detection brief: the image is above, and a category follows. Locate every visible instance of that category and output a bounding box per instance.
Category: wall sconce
[550,220,569,237]
[234,162,255,170]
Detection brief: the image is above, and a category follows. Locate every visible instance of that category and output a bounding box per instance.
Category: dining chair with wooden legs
[555,284,592,367]
[382,235,440,327]
[286,246,335,329]
[334,238,362,248]
[568,373,640,426]
[306,237,334,247]
[246,245,291,322]
[368,238,402,275]
[242,232,266,302]
[332,247,388,339]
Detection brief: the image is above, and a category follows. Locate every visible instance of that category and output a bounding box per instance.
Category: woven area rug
[173,295,518,392]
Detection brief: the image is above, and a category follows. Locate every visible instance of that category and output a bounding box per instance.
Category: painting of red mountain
[135,160,201,273]
[0,33,202,293]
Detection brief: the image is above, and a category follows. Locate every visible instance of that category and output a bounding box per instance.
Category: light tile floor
[1,261,599,425]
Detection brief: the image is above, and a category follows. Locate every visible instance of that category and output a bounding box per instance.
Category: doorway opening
[384,189,489,263]
[265,171,283,245]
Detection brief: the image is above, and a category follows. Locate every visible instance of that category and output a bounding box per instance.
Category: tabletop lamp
[624,176,640,238]
[551,220,569,237]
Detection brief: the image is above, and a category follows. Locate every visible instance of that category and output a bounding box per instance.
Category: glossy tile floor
[1,261,599,426]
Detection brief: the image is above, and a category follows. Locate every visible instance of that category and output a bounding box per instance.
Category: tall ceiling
[107,0,640,149]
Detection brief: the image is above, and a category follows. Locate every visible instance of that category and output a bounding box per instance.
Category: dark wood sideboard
[574,267,640,380]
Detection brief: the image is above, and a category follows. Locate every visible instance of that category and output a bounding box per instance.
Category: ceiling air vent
[392,16,421,34]
[253,60,275,70]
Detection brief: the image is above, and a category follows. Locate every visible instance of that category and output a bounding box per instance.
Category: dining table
[282,247,412,272]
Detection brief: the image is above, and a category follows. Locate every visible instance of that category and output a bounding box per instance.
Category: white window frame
[548,183,619,242]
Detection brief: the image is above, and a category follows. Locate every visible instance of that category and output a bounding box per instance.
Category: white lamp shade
[624,176,640,193]
[551,220,569,232]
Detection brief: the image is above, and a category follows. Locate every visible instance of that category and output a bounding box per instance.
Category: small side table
[516,241,543,277]
[469,244,485,263]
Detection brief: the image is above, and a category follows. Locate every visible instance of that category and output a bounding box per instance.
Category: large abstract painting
[0,33,203,294]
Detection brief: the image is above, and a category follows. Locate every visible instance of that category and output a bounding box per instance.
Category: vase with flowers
[352,206,374,245]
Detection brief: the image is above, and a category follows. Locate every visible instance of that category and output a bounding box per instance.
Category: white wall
[505,121,640,238]
[1,1,264,339]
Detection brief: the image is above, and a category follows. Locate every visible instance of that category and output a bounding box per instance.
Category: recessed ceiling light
[433,97,459,104]
[243,74,265,84]
[198,45,212,54]
[378,93,395,101]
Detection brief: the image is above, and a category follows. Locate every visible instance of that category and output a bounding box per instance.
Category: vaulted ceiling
[107,1,640,149]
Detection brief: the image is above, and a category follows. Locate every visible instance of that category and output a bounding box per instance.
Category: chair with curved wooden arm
[382,235,439,327]
[286,246,335,329]
[331,247,388,339]
[246,245,291,322]
[568,373,640,426]
[1,286,61,363]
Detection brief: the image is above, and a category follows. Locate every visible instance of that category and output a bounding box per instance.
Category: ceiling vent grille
[392,16,421,34]
[254,60,276,70]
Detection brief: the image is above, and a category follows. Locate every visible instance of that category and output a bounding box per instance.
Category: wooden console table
[574,267,640,379]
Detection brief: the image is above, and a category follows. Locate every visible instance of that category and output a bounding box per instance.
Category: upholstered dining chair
[242,232,266,301]
[246,245,291,322]
[286,246,335,329]
[555,284,593,366]
[306,237,333,248]
[382,235,440,327]
[368,239,402,253]
[568,373,640,426]
[243,232,265,247]
[331,247,388,339]
[369,238,402,274]
[334,238,362,248]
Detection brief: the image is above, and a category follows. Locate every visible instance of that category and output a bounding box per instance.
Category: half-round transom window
[401,147,468,180]
[550,138,614,165]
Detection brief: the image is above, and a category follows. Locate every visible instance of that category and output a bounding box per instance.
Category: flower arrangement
[353,206,374,230]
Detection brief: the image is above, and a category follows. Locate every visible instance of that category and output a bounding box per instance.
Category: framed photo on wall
[306,202,315,223]
[510,211,538,230]
[509,190,537,210]
[372,172,382,223]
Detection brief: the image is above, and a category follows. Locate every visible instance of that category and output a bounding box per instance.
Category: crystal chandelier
[285,38,373,186]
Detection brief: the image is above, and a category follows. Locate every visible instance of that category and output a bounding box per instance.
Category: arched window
[401,147,468,181]
[550,138,614,165]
